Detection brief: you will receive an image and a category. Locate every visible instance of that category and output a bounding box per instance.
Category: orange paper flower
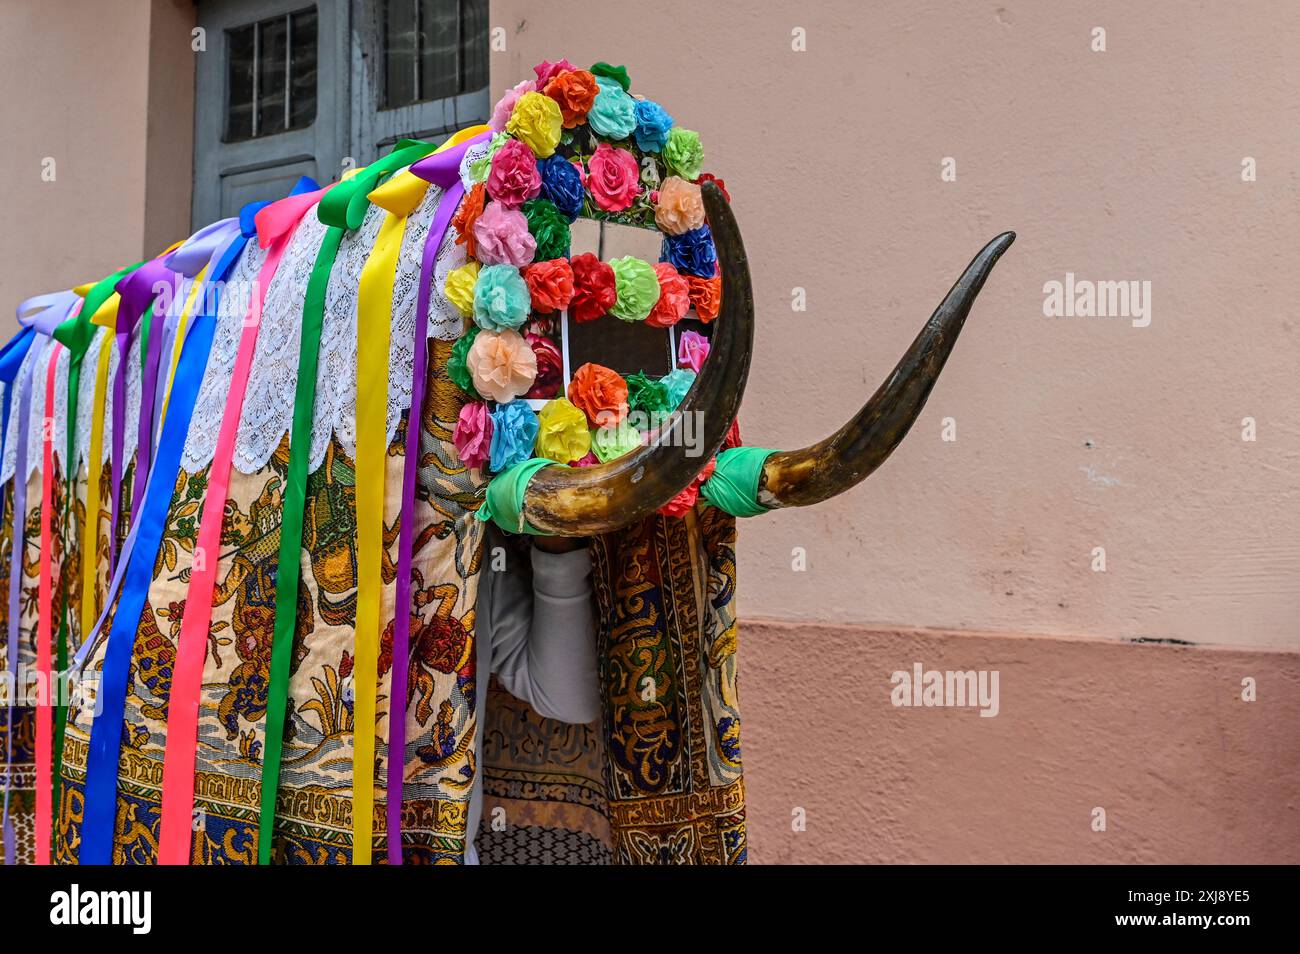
[544,69,599,128]
[452,182,487,258]
[687,273,722,322]
[567,362,629,428]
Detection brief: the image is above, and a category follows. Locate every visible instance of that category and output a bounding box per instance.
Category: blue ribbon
[0,326,37,863]
[78,228,250,864]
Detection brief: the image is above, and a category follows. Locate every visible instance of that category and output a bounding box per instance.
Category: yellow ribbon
[79,328,115,642]
[351,169,431,864]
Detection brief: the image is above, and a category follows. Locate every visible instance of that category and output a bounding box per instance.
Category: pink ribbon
[156,186,326,864]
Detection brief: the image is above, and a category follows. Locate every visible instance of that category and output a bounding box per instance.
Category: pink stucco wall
[491,0,1300,862]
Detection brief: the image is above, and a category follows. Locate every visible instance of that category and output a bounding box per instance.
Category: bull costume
[0,58,1013,865]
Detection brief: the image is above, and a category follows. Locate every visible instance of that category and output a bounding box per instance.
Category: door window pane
[383,0,489,109]
[224,6,318,141]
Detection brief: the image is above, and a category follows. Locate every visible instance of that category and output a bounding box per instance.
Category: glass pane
[385,0,418,107]
[226,23,255,140]
[258,16,288,136]
[289,8,318,128]
[419,0,459,101]
[460,0,488,92]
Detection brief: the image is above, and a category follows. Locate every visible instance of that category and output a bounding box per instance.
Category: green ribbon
[48,262,140,844]
[699,446,778,518]
[475,457,559,535]
[258,138,437,864]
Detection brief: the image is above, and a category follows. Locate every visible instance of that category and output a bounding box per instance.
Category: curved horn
[519,180,754,535]
[758,231,1015,509]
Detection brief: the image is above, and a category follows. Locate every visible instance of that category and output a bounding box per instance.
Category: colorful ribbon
[157,178,323,865]
[384,127,491,862]
[259,139,437,864]
[78,228,248,865]
[34,343,63,864]
[0,326,37,863]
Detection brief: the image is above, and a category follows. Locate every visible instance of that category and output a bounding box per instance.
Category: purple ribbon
[388,132,488,863]
[16,291,80,332]
[3,340,40,863]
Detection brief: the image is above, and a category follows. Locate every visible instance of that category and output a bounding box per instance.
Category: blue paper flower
[661,225,717,278]
[588,78,637,140]
[489,400,540,472]
[538,155,585,221]
[473,264,531,332]
[633,99,674,152]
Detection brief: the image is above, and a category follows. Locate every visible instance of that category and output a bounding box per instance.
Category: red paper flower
[569,252,617,322]
[695,172,731,202]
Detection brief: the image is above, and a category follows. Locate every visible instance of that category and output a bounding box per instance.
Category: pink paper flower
[677,329,710,373]
[473,201,538,267]
[533,58,577,87]
[586,143,641,212]
[486,139,542,207]
[453,401,493,469]
[489,79,537,132]
[571,451,599,467]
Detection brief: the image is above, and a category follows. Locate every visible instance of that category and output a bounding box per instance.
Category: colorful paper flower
[452,401,493,469]
[533,58,577,87]
[452,182,487,258]
[523,258,574,313]
[486,138,542,207]
[468,133,509,184]
[662,127,704,180]
[587,77,637,140]
[677,329,710,373]
[572,451,599,467]
[608,256,661,322]
[590,61,631,92]
[695,172,730,202]
[466,328,538,403]
[535,397,592,464]
[654,176,705,235]
[658,458,716,517]
[538,154,585,221]
[660,368,696,410]
[633,99,674,152]
[506,91,563,158]
[490,79,536,132]
[626,370,671,416]
[489,400,541,472]
[543,69,598,128]
[591,421,642,463]
[567,362,629,428]
[662,224,717,278]
[448,325,482,396]
[569,252,617,322]
[472,264,531,332]
[687,272,722,322]
[586,143,641,212]
[645,262,690,328]
[521,198,571,261]
[524,332,563,400]
[723,416,742,449]
[473,201,537,267]
[443,261,480,319]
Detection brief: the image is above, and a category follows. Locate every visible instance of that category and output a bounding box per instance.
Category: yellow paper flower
[444,262,480,318]
[506,91,563,158]
[535,397,592,464]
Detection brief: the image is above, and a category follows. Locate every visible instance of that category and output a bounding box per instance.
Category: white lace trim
[74,326,110,473]
[24,338,70,480]
[180,240,268,473]
[1,339,44,485]
[460,139,492,191]
[101,338,120,470]
[232,210,328,474]
[189,185,466,476]
[121,325,144,475]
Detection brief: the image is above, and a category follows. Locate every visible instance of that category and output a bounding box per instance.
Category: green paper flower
[626,371,672,416]
[448,326,482,397]
[469,132,510,183]
[662,128,704,181]
[608,256,661,321]
[522,198,571,262]
[591,61,631,92]
[591,421,642,463]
